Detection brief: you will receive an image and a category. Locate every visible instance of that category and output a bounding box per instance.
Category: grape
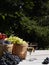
[14,56,21,64]
[0,52,21,65]
[42,60,48,64]
[5,36,27,45]
[6,60,12,65]
[2,62,7,65]
[4,41,11,44]
[42,57,49,64]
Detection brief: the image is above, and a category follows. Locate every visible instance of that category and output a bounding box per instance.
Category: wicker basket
[12,44,28,59]
[3,43,28,59]
[4,44,13,54]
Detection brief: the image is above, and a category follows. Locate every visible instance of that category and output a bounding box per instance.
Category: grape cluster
[42,57,49,64]
[0,52,22,65]
[5,36,27,45]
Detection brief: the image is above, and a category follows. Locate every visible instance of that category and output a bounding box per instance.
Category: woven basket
[4,44,13,54]
[3,43,28,59]
[12,44,28,59]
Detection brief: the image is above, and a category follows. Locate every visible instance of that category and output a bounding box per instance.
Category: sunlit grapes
[5,36,27,45]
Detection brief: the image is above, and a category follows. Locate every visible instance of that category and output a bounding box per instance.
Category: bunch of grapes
[0,52,21,65]
[42,57,49,64]
[5,36,27,45]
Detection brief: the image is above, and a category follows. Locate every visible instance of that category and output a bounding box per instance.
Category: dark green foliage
[0,0,49,49]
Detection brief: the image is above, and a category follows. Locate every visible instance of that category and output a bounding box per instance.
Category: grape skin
[0,52,21,65]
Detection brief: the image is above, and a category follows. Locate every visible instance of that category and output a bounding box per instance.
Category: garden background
[0,0,49,49]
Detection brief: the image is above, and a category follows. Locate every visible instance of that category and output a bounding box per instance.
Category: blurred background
[0,0,49,49]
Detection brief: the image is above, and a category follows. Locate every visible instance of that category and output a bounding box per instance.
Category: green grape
[4,36,27,45]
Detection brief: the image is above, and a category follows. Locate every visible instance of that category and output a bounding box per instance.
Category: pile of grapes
[5,36,27,45]
[42,57,49,64]
[0,52,22,65]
